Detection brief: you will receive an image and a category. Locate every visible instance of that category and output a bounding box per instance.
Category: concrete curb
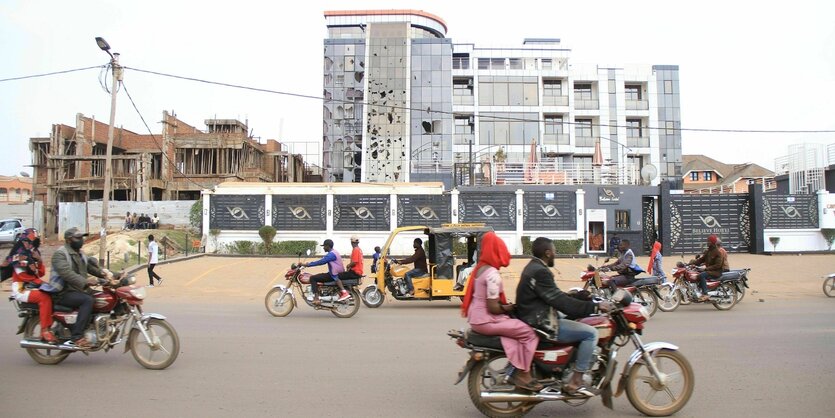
[123,253,207,276]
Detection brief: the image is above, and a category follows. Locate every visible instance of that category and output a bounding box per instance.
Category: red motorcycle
[578,266,660,317]
[668,262,746,311]
[12,275,180,369]
[264,255,361,318]
[449,290,693,417]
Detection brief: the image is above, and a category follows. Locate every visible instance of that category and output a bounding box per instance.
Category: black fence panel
[334,195,391,231]
[272,195,327,231]
[523,191,576,231]
[668,194,751,253]
[397,195,452,227]
[459,192,516,231]
[763,194,818,229]
[209,195,265,230]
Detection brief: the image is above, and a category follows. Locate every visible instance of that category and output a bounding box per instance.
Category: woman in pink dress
[461,232,542,392]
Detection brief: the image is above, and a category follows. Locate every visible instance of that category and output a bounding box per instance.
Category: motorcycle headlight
[130,286,147,300]
[639,306,651,321]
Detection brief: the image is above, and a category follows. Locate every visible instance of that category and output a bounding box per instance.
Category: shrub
[227,240,256,255]
[520,237,583,255]
[821,229,835,250]
[274,240,317,256]
[258,226,277,253]
[190,201,203,229]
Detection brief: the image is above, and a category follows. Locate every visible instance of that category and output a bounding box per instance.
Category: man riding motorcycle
[600,239,642,292]
[690,234,728,302]
[515,237,614,396]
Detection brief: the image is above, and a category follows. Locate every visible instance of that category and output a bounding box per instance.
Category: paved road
[1,256,834,417]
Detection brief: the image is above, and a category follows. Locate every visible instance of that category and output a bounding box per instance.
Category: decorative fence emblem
[289,207,312,220]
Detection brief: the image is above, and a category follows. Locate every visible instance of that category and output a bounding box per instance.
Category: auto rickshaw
[361,223,493,308]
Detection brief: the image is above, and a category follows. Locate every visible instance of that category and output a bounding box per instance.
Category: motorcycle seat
[718,270,746,281]
[466,329,557,350]
[631,277,662,287]
[17,302,73,313]
[322,279,360,287]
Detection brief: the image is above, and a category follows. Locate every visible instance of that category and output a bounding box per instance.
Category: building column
[575,188,586,255]
[264,194,272,227]
[326,187,334,254]
[450,189,460,224]
[202,192,211,252]
[390,188,398,233]
[515,189,525,255]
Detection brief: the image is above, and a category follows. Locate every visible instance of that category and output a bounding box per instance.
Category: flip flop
[564,385,600,397]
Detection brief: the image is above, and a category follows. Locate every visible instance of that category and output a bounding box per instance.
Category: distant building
[30,111,310,235]
[682,154,775,194]
[322,9,683,188]
[0,175,33,203]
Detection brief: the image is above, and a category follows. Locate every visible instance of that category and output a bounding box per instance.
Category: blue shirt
[371,252,381,273]
[307,250,343,280]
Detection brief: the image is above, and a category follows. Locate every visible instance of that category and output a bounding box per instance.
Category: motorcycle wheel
[656,285,680,312]
[625,349,694,417]
[361,286,385,308]
[265,287,294,317]
[129,318,180,370]
[823,277,835,297]
[636,288,658,317]
[23,317,70,365]
[331,288,361,318]
[467,354,538,418]
[711,283,738,311]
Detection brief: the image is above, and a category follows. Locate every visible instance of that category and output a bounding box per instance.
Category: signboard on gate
[459,193,516,231]
[763,194,818,229]
[668,194,750,253]
[334,195,390,231]
[272,195,327,231]
[210,195,265,230]
[523,191,576,231]
[397,195,451,227]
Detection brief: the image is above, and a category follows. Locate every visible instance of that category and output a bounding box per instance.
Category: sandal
[563,384,600,397]
[508,374,544,392]
[312,299,321,306]
[41,330,58,344]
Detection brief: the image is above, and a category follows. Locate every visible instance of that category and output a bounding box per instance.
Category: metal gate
[641,197,657,253]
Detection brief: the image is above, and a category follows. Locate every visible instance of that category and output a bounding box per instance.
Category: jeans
[697,272,712,295]
[403,268,426,292]
[557,319,598,372]
[56,291,93,340]
[148,263,163,285]
[608,274,636,292]
[310,272,340,296]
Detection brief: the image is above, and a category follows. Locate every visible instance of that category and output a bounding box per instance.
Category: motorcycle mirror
[676,261,686,268]
[586,264,596,272]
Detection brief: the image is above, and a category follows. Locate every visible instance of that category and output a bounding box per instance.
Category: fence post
[185,232,189,257]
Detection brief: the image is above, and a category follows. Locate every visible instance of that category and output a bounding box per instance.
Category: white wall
[764,229,830,252]
[59,200,198,234]
[0,203,34,227]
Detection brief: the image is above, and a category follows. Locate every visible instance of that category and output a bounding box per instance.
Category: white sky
[2,0,834,177]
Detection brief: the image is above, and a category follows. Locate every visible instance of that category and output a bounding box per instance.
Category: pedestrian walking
[147,235,164,287]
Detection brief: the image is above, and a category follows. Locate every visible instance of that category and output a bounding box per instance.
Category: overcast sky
[2,0,834,177]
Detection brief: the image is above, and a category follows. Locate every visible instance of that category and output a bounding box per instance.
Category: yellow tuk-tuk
[361,223,493,307]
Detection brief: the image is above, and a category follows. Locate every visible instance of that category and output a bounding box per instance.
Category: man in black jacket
[516,237,614,396]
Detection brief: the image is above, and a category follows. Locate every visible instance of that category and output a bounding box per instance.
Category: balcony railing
[543,95,569,106]
[451,161,641,186]
[626,137,650,148]
[574,99,599,110]
[626,100,649,110]
[453,57,470,70]
[575,136,597,148]
[542,133,570,145]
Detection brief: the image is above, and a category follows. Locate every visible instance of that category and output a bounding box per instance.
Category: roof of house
[682,154,774,190]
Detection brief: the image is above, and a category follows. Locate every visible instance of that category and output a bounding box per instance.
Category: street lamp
[96,37,122,262]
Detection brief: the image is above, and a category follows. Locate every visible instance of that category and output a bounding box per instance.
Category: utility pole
[96,37,122,262]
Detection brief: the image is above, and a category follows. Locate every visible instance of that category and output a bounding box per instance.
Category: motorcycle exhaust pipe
[479,391,568,402]
[20,339,80,352]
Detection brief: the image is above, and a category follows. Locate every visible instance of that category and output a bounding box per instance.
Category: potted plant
[769,236,780,253]
[493,147,507,184]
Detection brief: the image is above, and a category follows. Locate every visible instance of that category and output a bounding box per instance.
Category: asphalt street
[1,255,833,418]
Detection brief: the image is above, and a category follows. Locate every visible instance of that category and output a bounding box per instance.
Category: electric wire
[120,81,210,190]
[124,66,835,134]
[0,65,104,83]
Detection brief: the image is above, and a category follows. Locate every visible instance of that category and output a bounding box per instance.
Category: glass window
[575,118,593,137]
[574,83,592,100]
[478,83,494,106]
[454,117,473,134]
[626,119,643,137]
[509,83,524,106]
[493,82,508,105]
[508,58,523,69]
[544,115,563,134]
[664,80,673,94]
[625,84,641,100]
[541,58,553,70]
[665,121,675,135]
[543,79,562,96]
[491,58,505,69]
[690,172,699,181]
[478,58,490,70]
[523,83,538,105]
[704,172,713,181]
[615,210,630,230]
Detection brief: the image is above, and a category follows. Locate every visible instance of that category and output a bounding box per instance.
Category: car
[0,218,25,244]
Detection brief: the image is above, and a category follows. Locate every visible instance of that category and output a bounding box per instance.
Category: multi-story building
[30,111,308,234]
[322,9,683,188]
[0,175,33,203]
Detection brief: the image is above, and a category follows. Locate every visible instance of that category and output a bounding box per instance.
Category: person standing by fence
[147,235,164,287]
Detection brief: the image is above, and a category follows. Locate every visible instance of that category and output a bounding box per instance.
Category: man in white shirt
[147,234,164,287]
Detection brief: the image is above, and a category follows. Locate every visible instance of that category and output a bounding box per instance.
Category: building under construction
[30,111,316,234]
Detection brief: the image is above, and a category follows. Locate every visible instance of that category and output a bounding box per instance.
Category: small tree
[209,228,221,253]
[821,228,835,250]
[190,201,203,230]
[769,236,780,252]
[258,225,277,254]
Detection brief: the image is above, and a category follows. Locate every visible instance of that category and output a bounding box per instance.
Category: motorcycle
[823,273,835,297]
[449,290,694,417]
[264,256,361,318]
[579,265,661,317]
[668,262,746,311]
[12,274,180,369]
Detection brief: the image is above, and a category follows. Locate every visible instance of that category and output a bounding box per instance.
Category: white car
[0,218,25,244]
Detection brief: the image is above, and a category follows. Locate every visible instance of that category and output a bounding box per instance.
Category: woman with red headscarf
[6,228,57,343]
[461,232,542,392]
[646,241,666,283]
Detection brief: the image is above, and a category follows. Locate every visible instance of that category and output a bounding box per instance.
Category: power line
[120,81,210,191]
[0,65,104,83]
[124,65,835,134]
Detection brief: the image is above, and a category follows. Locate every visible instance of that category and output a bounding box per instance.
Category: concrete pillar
[390,188,398,233]
[450,189,460,224]
[515,189,525,255]
[202,192,211,252]
[264,194,272,227]
[326,187,334,254]
[575,188,586,255]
